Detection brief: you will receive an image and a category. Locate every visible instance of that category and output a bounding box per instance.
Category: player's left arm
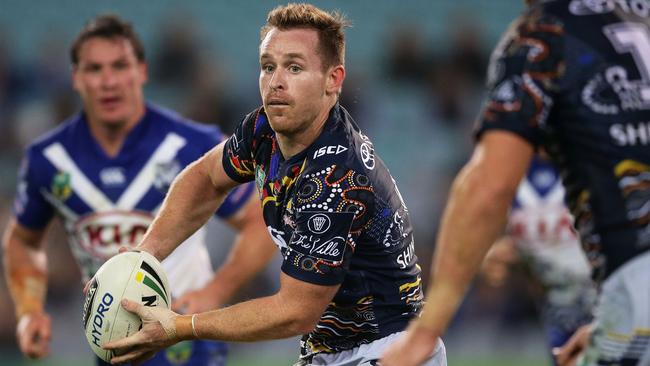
[173,193,276,312]
[381,131,534,366]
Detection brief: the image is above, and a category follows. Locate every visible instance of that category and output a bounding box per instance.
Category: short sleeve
[13,149,54,229]
[281,166,375,285]
[474,9,565,146]
[221,111,260,183]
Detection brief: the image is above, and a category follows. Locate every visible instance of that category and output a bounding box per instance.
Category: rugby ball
[82,250,171,362]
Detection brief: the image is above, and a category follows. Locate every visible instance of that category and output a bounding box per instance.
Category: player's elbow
[273,295,322,336]
[288,313,320,335]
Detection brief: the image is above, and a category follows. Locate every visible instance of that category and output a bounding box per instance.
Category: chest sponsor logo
[100,167,126,187]
[307,214,331,234]
[509,207,577,245]
[313,145,348,159]
[51,171,72,201]
[360,143,375,170]
[359,132,376,170]
[74,211,153,260]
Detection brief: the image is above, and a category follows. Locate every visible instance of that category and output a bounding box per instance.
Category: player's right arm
[2,219,51,359]
[137,141,240,261]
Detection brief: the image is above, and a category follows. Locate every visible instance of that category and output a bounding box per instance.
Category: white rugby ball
[82,250,171,362]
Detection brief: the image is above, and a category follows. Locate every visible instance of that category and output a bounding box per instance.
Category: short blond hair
[261,3,350,70]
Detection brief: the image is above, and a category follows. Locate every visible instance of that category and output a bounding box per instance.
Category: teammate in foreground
[481,156,596,365]
[381,1,650,365]
[2,14,275,366]
[103,3,447,366]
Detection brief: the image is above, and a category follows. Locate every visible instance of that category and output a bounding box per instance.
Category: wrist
[174,314,199,340]
[8,272,46,319]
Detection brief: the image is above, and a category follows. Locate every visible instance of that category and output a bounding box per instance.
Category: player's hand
[103,299,180,365]
[172,285,225,314]
[16,311,52,359]
[553,323,592,366]
[380,322,440,366]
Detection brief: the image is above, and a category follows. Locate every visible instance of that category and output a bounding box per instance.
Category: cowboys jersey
[476,0,650,280]
[222,104,423,357]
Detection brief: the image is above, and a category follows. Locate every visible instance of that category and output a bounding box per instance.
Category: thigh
[309,333,447,366]
[579,254,650,366]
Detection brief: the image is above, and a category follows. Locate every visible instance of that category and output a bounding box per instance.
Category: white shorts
[296,332,446,366]
[579,250,650,365]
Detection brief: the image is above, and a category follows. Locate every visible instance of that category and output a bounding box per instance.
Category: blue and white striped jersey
[13,104,254,295]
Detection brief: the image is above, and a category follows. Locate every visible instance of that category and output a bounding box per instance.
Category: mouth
[266,98,290,108]
[99,96,122,109]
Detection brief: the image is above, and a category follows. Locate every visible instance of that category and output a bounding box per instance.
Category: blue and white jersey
[508,157,592,306]
[13,104,254,297]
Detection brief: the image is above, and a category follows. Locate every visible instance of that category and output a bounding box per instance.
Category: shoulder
[147,104,226,143]
[25,113,81,156]
[310,106,373,173]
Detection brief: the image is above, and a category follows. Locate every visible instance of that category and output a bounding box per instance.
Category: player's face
[72,37,147,129]
[259,27,331,136]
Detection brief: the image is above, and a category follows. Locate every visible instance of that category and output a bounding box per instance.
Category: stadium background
[0,1,552,365]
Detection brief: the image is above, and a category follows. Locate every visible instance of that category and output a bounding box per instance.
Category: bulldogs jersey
[13,104,254,297]
[509,157,593,305]
[476,0,650,280]
[222,104,422,356]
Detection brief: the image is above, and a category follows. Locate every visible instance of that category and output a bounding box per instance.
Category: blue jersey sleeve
[13,148,55,229]
[215,182,255,218]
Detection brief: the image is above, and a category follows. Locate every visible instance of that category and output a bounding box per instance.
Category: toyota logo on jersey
[73,211,153,260]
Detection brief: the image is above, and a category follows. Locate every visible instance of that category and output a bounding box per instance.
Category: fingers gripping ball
[82,251,171,362]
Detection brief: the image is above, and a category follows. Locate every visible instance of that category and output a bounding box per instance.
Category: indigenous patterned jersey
[509,157,593,306]
[222,104,423,356]
[13,104,254,296]
[476,0,650,280]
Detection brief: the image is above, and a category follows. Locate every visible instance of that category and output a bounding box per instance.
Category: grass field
[5,356,549,366]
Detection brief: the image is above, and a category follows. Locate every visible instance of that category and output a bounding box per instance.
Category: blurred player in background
[382,0,650,365]
[103,3,446,366]
[2,14,275,366]
[481,154,596,365]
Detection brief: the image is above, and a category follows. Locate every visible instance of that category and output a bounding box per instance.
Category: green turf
[3,355,550,366]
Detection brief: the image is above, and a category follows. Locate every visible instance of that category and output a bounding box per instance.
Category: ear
[71,67,81,92]
[325,65,346,96]
[139,62,149,85]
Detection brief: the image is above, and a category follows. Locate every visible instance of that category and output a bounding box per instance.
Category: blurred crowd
[0,1,549,364]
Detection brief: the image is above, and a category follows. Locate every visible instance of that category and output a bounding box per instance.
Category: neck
[87,106,144,158]
[277,100,335,159]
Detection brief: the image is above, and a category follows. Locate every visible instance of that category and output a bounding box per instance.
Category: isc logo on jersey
[313,145,348,159]
[74,211,153,260]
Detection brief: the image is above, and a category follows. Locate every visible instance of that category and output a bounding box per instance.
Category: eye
[288,65,302,73]
[262,64,275,73]
[113,60,129,70]
[83,64,101,73]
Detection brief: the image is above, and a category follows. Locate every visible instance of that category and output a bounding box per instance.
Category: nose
[268,69,285,91]
[100,69,118,89]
